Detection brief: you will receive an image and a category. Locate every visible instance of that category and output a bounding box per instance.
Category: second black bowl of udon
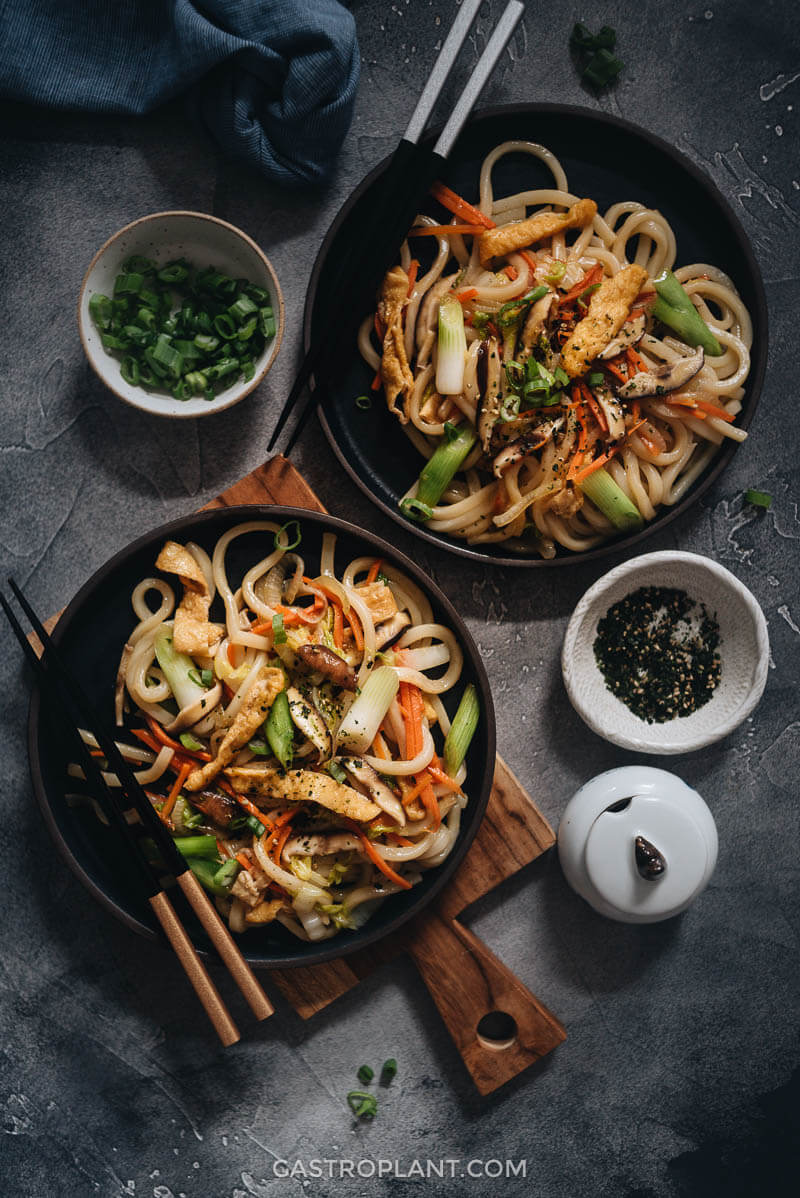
[305,103,767,567]
[27,507,495,969]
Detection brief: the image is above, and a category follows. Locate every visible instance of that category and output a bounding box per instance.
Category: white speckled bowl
[562,551,770,754]
[78,211,284,418]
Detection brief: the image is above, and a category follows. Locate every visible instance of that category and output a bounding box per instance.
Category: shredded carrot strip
[668,397,735,422]
[88,748,105,758]
[638,430,663,456]
[408,223,484,237]
[399,681,425,759]
[503,264,518,280]
[161,761,192,823]
[218,778,270,827]
[427,762,462,793]
[371,370,382,391]
[347,821,413,890]
[236,852,254,871]
[493,479,507,511]
[518,250,538,279]
[271,817,294,865]
[250,619,272,636]
[574,403,589,454]
[574,447,620,484]
[373,313,385,340]
[366,558,383,584]
[130,728,193,773]
[401,772,431,806]
[370,731,391,761]
[456,287,478,303]
[275,592,325,626]
[626,418,648,439]
[603,358,628,384]
[145,714,210,760]
[626,347,648,374]
[344,605,364,651]
[332,599,344,649]
[566,451,585,481]
[227,642,238,667]
[418,776,441,831]
[580,381,608,435]
[390,833,415,847]
[430,181,495,229]
[631,399,641,421]
[406,259,419,296]
[559,263,604,307]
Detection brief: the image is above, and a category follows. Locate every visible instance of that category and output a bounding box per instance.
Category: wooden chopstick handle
[176,870,274,1022]
[149,891,240,1047]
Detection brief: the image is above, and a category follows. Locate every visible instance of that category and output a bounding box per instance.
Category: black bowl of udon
[28,507,495,968]
[306,104,767,567]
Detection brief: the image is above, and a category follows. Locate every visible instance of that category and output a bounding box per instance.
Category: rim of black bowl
[304,102,768,568]
[27,506,496,969]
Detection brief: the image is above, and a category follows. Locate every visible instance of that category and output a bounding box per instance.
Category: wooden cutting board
[203,456,566,1094]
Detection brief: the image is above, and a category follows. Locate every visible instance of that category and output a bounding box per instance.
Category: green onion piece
[399,497,434,523]
[139,287,161,310]
[579,466,644,530]
[201,668,213,687]
[206,357,239,382]
[652,271,723,356]
[101,332,131,351]
[259,309,276,339]
[123,254,157,274]
[381,1058,398,1081]
[185,857,233,896]
[472,311,490,332]
[120,356,140,386]
[122,325,153,348]
[337,666,399,755]
[173,835,220,860]
[272,614,287,644]
[436,294,467,395]
[172,338,203,362]
[179,732,205,752]
[151,333,183,380]
[245,814,266,836]
[171,380,189,401]
[193,333,219,353]
[229,294,258,322]
[265,690,294,771]
[415,424,478,510]
[136,306,157,331]
[744,488,772,509]
[443,684,480,776]
[587,371,605,385]
[357,1065,374,1084]
[274,520,302,551]
[497,285,549,329]
[543,260,566,283]
[346,1091,378,1119]
[89,293,112,330]
[247,737,271,756]
[213,313,236,339]
[582,48,623,88]
[114,272,144,296]
[245,284,270,303]
[184,370,208,394]
[237,315,258,341]
[154,625,209,710]
[182,805,204,829]
[213,859,241,889]
[327,760,348,784]
[157,261,190,284]
[240,358,255,382]
[355,395,372,410]
[187,668,203,687]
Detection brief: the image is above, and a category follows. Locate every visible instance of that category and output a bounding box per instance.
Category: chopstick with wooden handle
[5,578,274,1030]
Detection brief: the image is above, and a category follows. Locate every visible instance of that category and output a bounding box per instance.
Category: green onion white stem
[579,467,644,530]
[436,295,467,395]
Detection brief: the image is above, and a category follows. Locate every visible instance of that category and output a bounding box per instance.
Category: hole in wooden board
[476,1010,518,1050]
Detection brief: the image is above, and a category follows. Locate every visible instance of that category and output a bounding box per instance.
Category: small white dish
[78,211,284,418]
[561,551,769,754]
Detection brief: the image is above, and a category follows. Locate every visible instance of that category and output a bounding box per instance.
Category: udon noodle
[75,522,478,941]
[360,140,752,557]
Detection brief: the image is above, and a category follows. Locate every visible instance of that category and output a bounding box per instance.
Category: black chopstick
[269,0,524,456]
[4,579,274,1036]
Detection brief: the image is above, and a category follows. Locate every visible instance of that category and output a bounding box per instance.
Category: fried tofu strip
[184,667,285,791]
[155,540,223,656]
[478,198,597,266]
[226,766,381,823]
[560,265,649,378]
[378,265,413,422]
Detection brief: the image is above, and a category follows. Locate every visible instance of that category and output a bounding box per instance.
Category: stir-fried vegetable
[578,466,644,530]
[153,623,209,711]
[338,666,399,754]
[265,689,294,770]
[651,271,723,356]
[443,684,480,776]
[436,294,467,395]
[402,422,478,523]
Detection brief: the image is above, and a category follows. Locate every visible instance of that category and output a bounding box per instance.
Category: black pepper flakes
[593,586,721,723]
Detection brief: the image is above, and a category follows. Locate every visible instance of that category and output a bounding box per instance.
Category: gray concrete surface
[1,1,798,1195]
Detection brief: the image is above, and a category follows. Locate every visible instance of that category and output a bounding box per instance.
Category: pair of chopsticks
[268,0,524,456]
[2,578,273,1047]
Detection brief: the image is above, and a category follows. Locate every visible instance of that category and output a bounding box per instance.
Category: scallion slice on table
[443,684,480,776]
[89,258,276,400]
[744,488,772,509]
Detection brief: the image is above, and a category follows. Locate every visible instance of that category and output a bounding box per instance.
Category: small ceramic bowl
[562,551,770,754]
[78,211,284,418]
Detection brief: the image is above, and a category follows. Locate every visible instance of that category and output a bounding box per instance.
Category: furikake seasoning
[593,586,721,723]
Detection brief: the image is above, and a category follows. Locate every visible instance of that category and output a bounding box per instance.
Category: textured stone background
[1,1,799,1195]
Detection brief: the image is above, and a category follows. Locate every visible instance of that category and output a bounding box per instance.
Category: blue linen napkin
[0,0,360,186]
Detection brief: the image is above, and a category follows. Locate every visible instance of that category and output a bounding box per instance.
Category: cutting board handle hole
[476,1010,518,1051]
